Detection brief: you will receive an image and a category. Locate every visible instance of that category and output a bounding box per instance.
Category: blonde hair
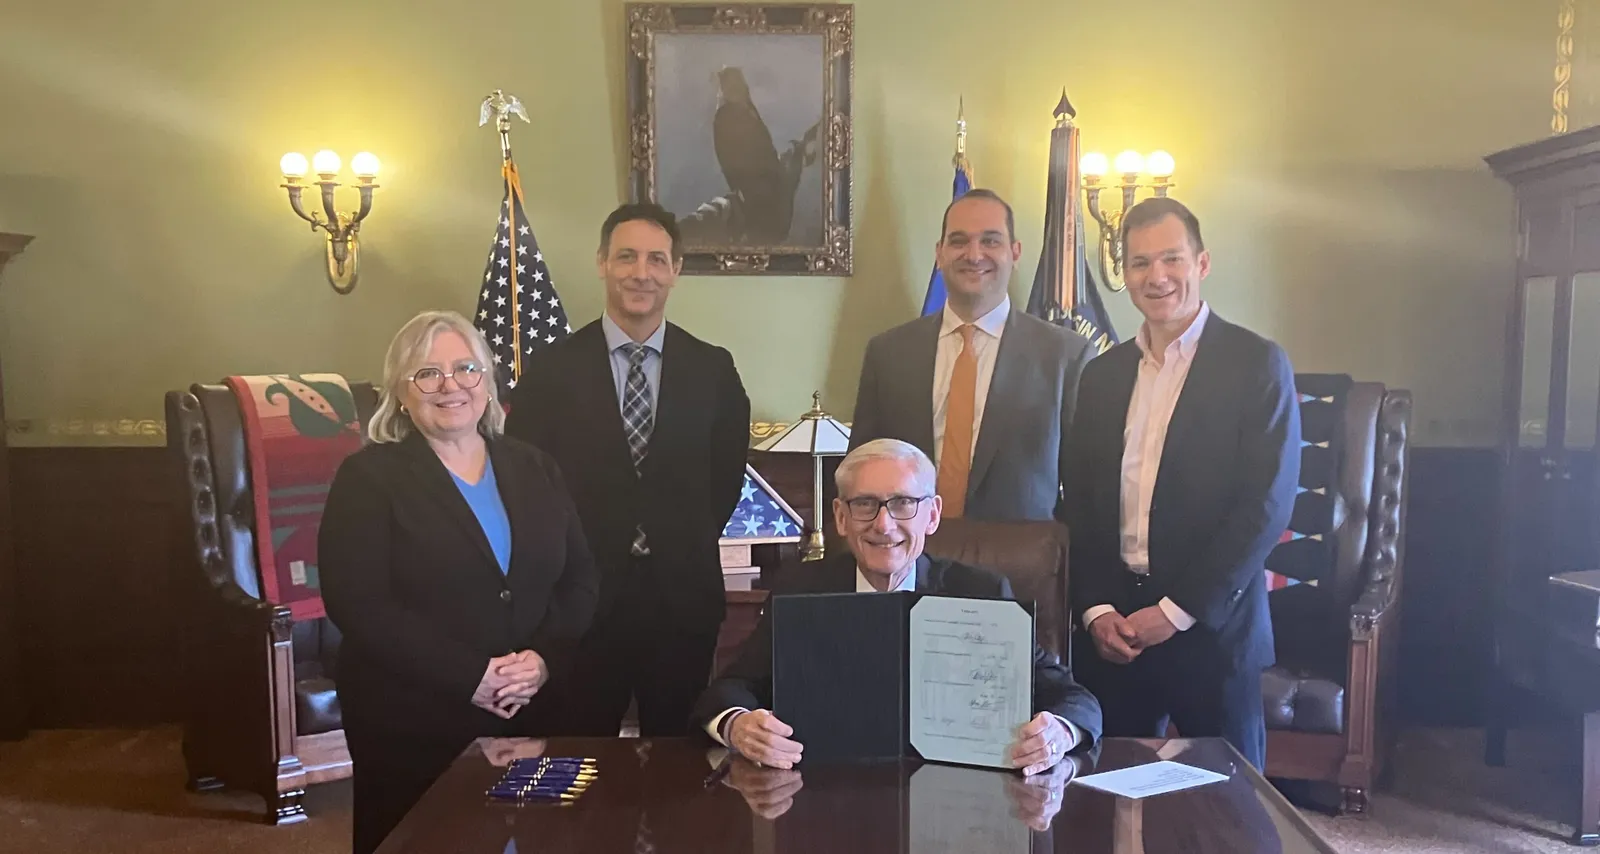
[368,310,505,443]
[834,438,936,496]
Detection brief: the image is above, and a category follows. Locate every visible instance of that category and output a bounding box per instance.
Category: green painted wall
[0,1,1552,446]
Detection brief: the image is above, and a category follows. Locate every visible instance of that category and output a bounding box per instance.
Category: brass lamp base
[801,529,826,562]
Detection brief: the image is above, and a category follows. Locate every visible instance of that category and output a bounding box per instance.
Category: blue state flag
[920,162,973,316]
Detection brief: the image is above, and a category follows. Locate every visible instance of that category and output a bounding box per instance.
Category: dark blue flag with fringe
[1025,94,1118,353]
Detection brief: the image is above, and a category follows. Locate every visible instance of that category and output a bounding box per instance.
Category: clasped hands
[472,650,548,720]
[728,709,1074,776]
[1088,606,1177,665]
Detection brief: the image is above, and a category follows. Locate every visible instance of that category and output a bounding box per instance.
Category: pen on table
[702,752,735,789]
[497,774,591,787]
[505,764,595,777]
[488,790,582,802]
[491,781,588,793]
[490,786,582,795]
[499,774,601,786]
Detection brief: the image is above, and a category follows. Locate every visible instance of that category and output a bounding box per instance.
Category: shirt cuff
[1081,605,1118,629]
[1050,714,1082,752]
[1157,597,1197,631]
[706,707,749,747]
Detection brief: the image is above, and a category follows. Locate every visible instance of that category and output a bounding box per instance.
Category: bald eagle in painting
[713,66,793,244]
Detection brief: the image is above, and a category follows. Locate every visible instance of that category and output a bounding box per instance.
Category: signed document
[908,596,1033,769]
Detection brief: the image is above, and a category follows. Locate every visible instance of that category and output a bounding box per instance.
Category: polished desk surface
[376,736,1335,853]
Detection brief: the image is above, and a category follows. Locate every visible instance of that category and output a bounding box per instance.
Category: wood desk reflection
[376,737,1336,854]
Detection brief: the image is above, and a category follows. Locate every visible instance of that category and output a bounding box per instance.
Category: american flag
[719,466,804,541]
[474,161,571,394]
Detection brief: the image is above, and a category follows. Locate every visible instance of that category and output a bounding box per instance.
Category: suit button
[1231,589,1243,601]
[500,589,512,602]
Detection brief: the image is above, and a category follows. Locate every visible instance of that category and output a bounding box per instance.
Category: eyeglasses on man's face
[843,495,931,522]
[408,362,486,394]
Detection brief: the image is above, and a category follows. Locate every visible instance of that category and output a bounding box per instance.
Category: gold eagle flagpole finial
[479,89,531,165]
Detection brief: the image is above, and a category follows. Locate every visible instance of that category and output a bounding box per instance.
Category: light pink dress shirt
[1081,302,1213,633]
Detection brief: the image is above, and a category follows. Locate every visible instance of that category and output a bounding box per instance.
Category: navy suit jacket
[1063,312,1300,673]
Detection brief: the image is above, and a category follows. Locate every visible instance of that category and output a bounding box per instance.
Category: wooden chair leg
[269,788,308,825]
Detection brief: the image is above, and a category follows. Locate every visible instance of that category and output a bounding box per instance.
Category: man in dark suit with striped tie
[506,202,751,737]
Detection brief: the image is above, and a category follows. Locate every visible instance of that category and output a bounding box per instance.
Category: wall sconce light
[279,149,380,294]
[1079,149,1175,290]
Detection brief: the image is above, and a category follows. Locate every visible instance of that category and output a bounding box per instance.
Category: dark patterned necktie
[620,343,654,556]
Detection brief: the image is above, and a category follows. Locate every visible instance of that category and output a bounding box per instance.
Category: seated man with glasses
[690,438,1102,775]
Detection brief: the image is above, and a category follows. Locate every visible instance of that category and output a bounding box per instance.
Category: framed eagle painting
[625,3,854,275]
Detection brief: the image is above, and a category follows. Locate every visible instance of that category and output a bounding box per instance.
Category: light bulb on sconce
[278,147,381,295]
[1146,150,1176,178]
[1080,151,1109,181]
[311,149,342,177]
[280,152,309,180]
[1113,149,1145,177]
[351,152,381,179]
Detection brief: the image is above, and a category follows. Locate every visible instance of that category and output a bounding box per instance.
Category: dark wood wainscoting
[2,443,1502,733]
[9,446,187,731]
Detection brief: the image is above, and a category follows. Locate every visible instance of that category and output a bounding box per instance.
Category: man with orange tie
[849,189,1093,521]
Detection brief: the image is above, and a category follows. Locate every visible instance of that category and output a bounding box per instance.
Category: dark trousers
[1072,626,1266,770]
[563,558,719,737]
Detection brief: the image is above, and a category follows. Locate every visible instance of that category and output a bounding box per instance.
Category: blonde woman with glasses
[319,310,598,854]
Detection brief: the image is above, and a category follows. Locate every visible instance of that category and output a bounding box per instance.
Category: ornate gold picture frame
[626,3,854,275]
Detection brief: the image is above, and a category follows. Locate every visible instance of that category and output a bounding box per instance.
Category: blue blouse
[449,455,512,574]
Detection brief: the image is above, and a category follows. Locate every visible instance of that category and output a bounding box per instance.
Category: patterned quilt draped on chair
[224,373,365,620]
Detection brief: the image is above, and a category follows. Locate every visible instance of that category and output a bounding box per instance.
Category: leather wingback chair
[1261,376,1411,814]
[924,519,1072,662]
[165,381,379,825]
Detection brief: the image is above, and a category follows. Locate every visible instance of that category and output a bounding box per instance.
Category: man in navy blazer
[1063,197,1300,770]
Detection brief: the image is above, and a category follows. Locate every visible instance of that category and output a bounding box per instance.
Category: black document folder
[769,590,1034,768]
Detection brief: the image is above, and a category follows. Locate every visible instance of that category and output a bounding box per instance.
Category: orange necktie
[937,324,977,517]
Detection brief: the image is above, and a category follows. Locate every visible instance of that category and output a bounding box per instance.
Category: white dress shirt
[931,297,1009,468]
[1082,302,1213,634]
[708,557,1081,755]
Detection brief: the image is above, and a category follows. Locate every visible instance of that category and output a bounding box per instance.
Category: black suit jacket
[319,432,599,740]
[1064,312,1300,674]
[692,553,1104,749]
[504,319,751,633]
[849,307,1093,521]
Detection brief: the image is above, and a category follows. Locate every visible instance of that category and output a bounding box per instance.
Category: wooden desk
[376,736,1337,853]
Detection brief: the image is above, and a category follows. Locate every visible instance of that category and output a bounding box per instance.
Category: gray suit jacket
[849,307,1093,521]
